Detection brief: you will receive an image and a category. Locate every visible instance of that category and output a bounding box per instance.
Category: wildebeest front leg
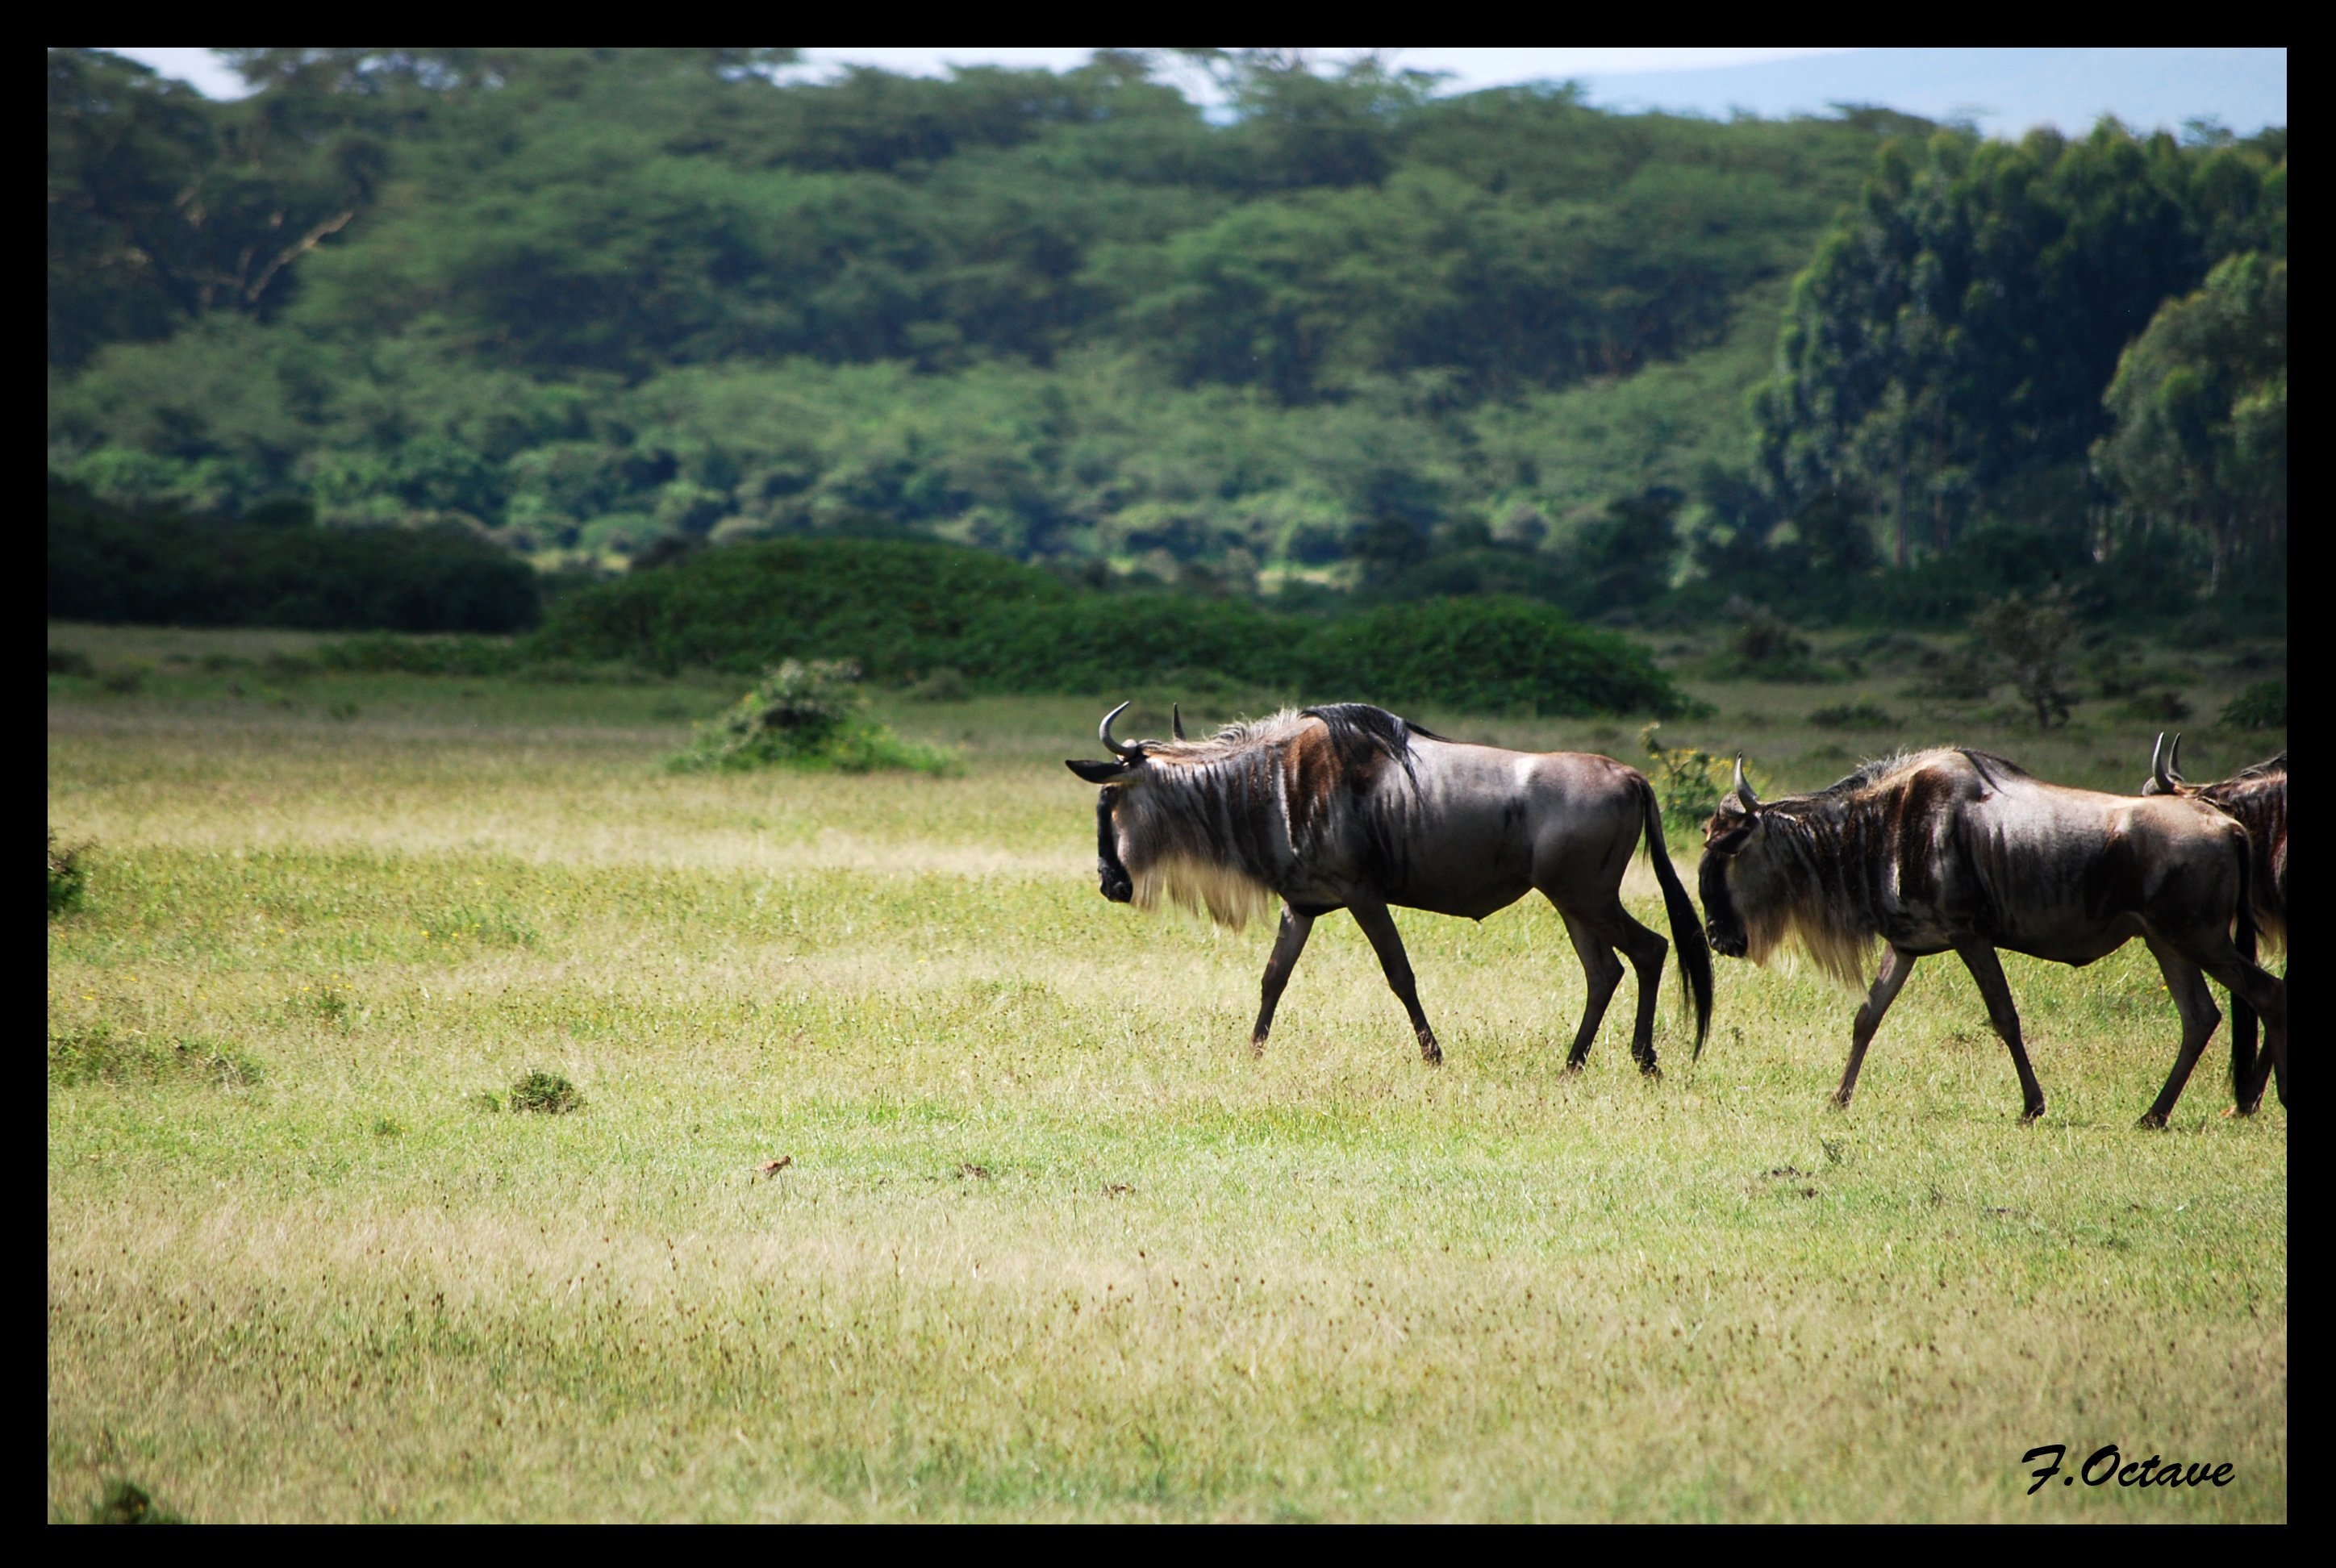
[1249,904,1315,1057]
[1349,900,1441,1065]
[2138,938,2221,1128]
[1833,946,1916,1109]
[1955,944,2047,1122]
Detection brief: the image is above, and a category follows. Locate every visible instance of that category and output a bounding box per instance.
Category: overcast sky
[94,47,2283,139]
[97,47,1859,102]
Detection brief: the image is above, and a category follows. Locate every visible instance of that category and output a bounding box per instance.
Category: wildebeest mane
[1716,748,2021,986]
[1112,704,1433,929]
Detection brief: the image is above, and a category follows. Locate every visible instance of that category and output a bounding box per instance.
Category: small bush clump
[48,831,90,917]
[2221,679,2286,731]
[669,661,957,775]
[48,646,95,677]
[1641,724,1762,832]
[1808,702,1898,729]
[507,1070,582,1115]
[1724,604,1830,682]
[91,1479,185,1524]
[2115,690,2192,723]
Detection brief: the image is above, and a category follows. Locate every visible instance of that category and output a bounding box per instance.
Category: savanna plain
[48,624,2286,1522]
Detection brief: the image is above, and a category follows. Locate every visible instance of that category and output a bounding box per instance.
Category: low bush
[536,539,1690,718]
[1297,598,1692,717]
[669,661,957,775]
[2221,679,2287,730]
[48,646,94,677]
[507,1070,582,1115]
[1808,702,1898,729]
[47,478,541,634]
[48,831,89,917]
[90,1479,186,1524]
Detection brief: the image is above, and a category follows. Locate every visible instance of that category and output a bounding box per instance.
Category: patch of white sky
[94,47,1857,105]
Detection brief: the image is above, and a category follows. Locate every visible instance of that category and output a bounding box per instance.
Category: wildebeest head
[1064,700,1170,903]
[1697,757,1766,957]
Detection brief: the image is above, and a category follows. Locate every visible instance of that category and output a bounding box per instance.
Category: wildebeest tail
[1636,775,1714,1057]
[2229,828,2260,1103]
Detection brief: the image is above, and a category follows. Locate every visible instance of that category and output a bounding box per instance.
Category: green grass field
[48,624,2285,1522]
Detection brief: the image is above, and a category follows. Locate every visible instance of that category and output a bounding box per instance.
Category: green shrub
[48,646,95,677]
[48,832,89,917]
[47,480,540,634]
[670,661,957,775]
[1723,605,1832,682]
[2221,679,2286,730]
[1298,598,1689,717]
[97,665,147,695]
[2115,690,2192,723]
[90,1479,185,1524]
[507,1070,582,1115]
[1640,724,1766,832]
[535,539,1686,718]
[532,537,1070,677]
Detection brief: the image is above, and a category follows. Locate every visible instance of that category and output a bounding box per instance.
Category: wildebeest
[2143,734,2287,946]
[1697,747,2286,1125]
[2143,733,2288,1109]
[1065,702,1712,1070]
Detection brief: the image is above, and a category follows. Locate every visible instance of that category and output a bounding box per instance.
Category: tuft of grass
[507,1070,582,1116]
[48,1026,261,1088]
[91,1479,186,1524]
[97,665,147,695]
[48,830,90,916]
[668,660,957,776]
[48,646,96,678]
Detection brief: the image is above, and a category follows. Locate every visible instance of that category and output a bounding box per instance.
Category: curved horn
[1172,703,1186,741]
[2151,732,2176,794]
[1099,700,1141,760]
[1733,754,1759,810]
[2167,732,2185,784]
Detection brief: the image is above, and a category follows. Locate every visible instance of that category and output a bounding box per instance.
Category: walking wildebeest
[1697,747,2287,1125]
[1065,702,1712,1070]
[2143,733,2288,1110]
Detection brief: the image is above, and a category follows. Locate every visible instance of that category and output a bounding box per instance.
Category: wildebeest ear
[1066,757,1133,783]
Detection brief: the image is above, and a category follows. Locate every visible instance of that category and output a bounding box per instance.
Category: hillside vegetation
[48,48,2284,631]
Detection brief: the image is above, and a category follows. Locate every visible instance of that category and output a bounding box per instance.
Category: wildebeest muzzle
[1095,790,1134,903]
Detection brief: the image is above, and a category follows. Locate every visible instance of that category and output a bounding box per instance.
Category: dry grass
[48,624,2284,1521]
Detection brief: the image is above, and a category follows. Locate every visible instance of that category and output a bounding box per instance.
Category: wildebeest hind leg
[1834,947,1916,1110]
[2140,938,2221,1128]
[1554,910,1623,1073]
[1350,901,1441,1065]
[1249,905,1316,1057]
[1612,909,1671,1076]
[2202,951,2286,1113]
[1955,944,2046,1122]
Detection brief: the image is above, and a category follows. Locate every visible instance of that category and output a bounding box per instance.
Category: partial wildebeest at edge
[1066,702,1712,1070]
[1700,748,2287,1126]
[2143,733,2288,1107]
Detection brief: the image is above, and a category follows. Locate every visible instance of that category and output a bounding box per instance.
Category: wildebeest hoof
[1420,1043,1443,1066]
[1637,1061,1662,1082]
[1561,1059,1587,1076]
[2135,1111,2170,1131]
[2018,1107,2045,1125]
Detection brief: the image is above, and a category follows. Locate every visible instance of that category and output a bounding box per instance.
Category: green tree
[2092,252,2286,593]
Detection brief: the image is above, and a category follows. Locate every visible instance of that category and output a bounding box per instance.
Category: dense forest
[48,48,2287,628]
